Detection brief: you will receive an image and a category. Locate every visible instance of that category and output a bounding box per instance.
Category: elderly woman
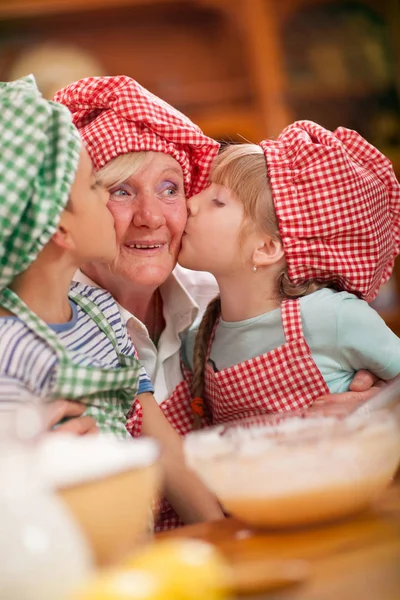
[54,76,382,528]
[54,76,219,407]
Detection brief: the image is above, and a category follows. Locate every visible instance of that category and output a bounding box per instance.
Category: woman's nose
[132,193,166,228]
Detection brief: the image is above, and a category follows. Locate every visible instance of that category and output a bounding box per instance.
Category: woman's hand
[310,370,388,415]
[45,400,98,435]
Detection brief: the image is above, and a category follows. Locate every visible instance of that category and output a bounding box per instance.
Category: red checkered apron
[128,297,330,530]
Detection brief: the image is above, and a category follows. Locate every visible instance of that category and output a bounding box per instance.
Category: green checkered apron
[0,287,142,439]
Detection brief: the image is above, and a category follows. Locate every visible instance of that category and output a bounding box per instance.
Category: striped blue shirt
[0,282,153,405]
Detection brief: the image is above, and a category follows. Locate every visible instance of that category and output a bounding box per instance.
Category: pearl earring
[252,264,257,272]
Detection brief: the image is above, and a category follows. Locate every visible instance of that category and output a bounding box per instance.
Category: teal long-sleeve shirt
[182,288,400,393]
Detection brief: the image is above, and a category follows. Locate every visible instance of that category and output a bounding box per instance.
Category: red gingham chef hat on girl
[53,75,219,196]
[260,120,400,302]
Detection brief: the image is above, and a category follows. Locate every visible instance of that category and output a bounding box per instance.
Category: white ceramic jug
[0,401,93,600]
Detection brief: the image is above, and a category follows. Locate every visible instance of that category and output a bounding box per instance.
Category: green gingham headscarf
[0,75,81,290]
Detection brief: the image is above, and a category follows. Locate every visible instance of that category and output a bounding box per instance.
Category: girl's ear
[252,236,285,268]
[51,211,77,251]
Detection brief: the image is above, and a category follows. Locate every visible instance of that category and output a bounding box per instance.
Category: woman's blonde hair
[96,151,149,189]
[190,144,330,419]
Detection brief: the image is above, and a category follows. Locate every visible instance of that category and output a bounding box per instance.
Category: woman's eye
[212,198,225,207]
[109,187,131,200]
[160,183,179,198]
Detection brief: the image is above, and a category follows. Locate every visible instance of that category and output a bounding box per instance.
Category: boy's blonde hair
[191,144,329,417]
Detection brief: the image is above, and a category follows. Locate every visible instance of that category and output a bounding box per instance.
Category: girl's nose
[186,194,198,217]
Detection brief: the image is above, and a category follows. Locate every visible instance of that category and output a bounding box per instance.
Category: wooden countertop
[157,474,400,599]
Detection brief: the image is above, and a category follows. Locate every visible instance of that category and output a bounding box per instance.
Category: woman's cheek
[106,202,133,241]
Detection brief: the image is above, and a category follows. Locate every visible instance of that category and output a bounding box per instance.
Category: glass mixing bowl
[184,408,400,528]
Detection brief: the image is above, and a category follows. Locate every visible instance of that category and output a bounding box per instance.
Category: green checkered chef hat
[0,75,81,291]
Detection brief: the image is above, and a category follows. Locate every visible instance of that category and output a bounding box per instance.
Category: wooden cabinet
[1,1,399,144]
[1,0,400,330]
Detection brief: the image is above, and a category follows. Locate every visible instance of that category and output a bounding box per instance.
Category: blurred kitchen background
[1,0,400,329]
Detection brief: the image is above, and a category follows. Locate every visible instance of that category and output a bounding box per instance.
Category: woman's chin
[126,262,176,288]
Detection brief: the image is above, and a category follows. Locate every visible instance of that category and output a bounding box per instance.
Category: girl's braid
[190,296,221,428]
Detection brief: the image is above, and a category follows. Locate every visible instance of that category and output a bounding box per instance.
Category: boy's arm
[138,391,224,525]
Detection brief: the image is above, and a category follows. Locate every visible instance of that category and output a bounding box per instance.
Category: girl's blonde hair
[191,144,330,417]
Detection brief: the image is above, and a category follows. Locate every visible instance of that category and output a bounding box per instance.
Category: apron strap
[68,288,121,356]
[281,298,305,343]
[0,286,142,399]
[0,287,68,356]
[204,302,306,357]
[203,301,304,353]
[0,287,121,358]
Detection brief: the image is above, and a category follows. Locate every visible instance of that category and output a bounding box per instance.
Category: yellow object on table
[73,569,167,600]
[73,539,231,600]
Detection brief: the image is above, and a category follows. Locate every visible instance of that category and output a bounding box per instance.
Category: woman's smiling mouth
[123,242,167,254]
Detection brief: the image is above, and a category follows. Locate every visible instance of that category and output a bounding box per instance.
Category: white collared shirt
[73,266,218,404]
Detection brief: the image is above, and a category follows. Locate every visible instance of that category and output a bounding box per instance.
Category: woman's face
[86,153,187,291]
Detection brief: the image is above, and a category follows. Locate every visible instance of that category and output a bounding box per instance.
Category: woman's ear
[51,211,77,251]
[252,236,285,268]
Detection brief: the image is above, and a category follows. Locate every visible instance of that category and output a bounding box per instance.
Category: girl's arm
[311,298,400,413]
[138,391,224,525]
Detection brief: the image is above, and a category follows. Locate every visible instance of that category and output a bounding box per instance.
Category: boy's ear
[51,210,77,251]
[252,236,285,268]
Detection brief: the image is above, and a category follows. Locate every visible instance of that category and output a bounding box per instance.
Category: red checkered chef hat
[260,121,400,302]
[53,75,219,196]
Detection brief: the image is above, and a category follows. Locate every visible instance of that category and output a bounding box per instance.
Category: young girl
[0,75,223,526]
[129,120,400,530]
[140,119,400,530]
[177,120,400,430]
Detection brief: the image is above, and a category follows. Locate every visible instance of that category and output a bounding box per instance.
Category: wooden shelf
[0,0,175,20]
[287,82,391,102]
[191,107,260,144]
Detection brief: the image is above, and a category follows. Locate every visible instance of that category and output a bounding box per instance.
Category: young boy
[0,75,223,525]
